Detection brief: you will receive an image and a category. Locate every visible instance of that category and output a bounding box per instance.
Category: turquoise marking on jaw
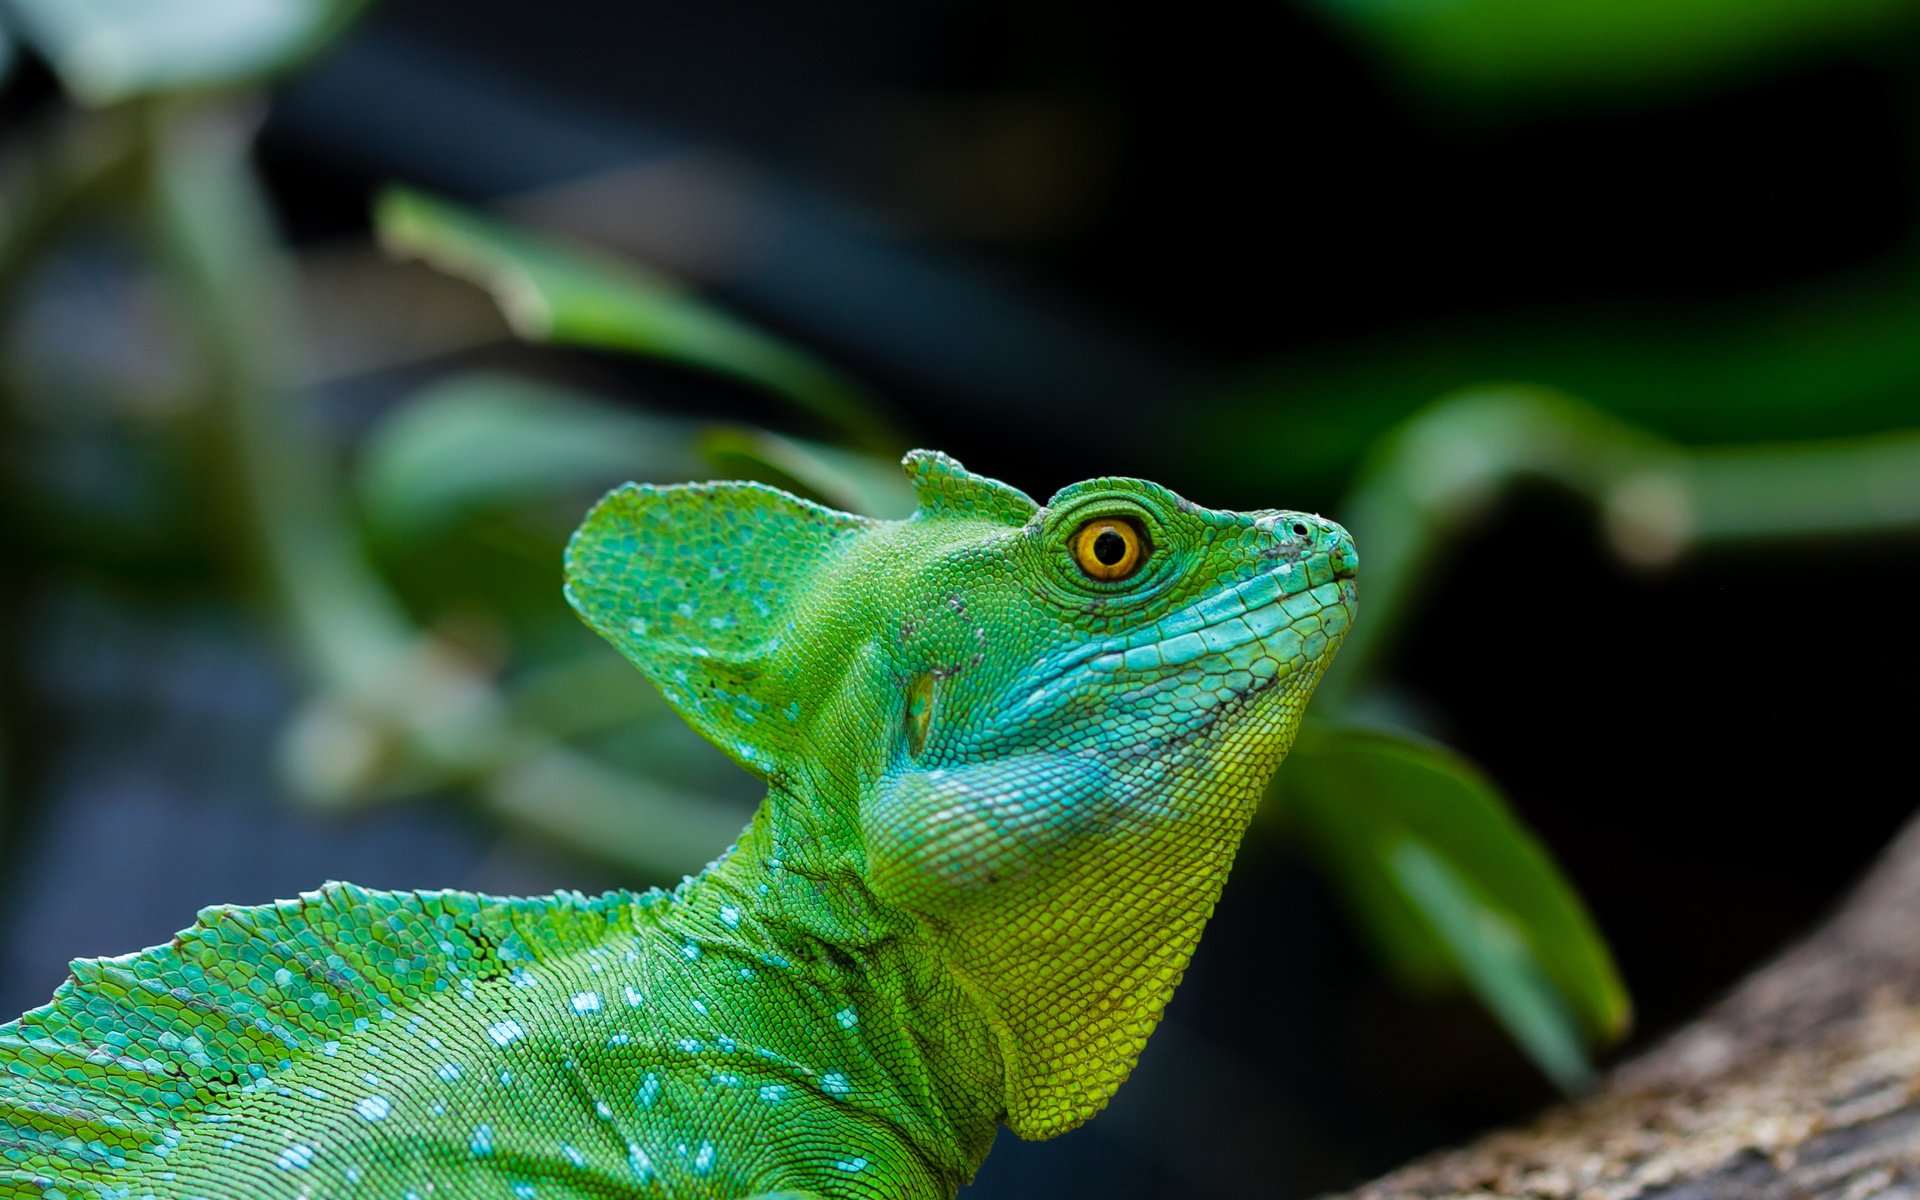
[1093,572,1355,678]
[987,514,1356,738]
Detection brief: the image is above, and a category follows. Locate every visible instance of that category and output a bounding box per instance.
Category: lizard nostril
[1290,521,1310,538]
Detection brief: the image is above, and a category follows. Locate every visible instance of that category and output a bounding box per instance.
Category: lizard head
[565,449,1356,1140]
[857,451,1356,1137]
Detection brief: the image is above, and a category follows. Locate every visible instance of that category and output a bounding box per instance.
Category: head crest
[902,449,1037,526]
[564,480,871,778]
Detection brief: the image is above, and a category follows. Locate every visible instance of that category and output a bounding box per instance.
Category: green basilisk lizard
[0,450,1357,1199]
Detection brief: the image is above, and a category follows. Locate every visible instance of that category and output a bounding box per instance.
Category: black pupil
[1093,528,1129,566]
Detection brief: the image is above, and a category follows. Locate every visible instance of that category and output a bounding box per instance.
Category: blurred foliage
[1304,0,1918,103]
[355,373,707,541]
[1191,271,1920,499]
[1318,385,1920,693]
[2,0,1918,1100]
[4,0,370,106]
[376,189,898,452]
[1282,725,1629,1091]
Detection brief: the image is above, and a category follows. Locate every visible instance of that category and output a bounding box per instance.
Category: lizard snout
[1326,522,1359,580]
[1267,513,1358,580]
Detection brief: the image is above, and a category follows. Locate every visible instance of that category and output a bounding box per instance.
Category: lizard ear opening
[904,449,1038,526]
[565,480,871,778]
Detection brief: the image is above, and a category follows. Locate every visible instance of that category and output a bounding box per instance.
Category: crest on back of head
[903,449,1038,527]
[564,480,872,778]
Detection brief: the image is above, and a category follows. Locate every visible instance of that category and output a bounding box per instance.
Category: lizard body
[0,450,1357,1199]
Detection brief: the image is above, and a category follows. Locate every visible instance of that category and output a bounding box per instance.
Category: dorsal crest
[903,449,1037,526]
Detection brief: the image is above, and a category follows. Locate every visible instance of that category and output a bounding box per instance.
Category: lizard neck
[665,783,1009,1187]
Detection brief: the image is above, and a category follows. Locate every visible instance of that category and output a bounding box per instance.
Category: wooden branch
[1341,814,1920,1200]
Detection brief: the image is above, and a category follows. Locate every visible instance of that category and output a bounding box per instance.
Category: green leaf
[1304,0,1916,101]
[8,0,370,106]
[1387,837,1593,1091]
[374,188,896,450]
[1275,724,1630,1083]
[354,373,707,539]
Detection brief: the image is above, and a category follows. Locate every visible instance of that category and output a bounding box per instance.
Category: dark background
[2,2,1918,1196]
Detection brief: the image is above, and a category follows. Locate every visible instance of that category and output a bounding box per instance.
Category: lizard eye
[1071,517,1148,582]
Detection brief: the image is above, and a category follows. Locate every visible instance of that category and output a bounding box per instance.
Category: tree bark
[1340,815,1920,1200]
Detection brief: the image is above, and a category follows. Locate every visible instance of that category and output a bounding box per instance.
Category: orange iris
[1071,517,1147,581]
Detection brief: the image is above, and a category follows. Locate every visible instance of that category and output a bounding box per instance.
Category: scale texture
[0,451,1357,1199]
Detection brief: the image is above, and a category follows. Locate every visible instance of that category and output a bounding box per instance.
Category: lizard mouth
[984,563,1353,743]
[1068,572,1352,771]
[1089,568,1352,684]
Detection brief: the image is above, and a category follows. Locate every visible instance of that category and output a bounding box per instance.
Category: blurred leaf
[1314,386,1672,703]
[1277,724,1630,1076]
[510,653,665,742]
[1306,0,1915,101]
[355,373,707,539]
[700,427,915,519]
[1316,388,1920,708]
[0,20,15,90]
[478,745,753,881]
[8,0,370,106]
[1193,255,1920,498]
[374,188,896,450]
[1387,837,1592,1091]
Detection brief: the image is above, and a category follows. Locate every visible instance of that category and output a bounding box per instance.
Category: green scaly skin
[0,451,1357,1199]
